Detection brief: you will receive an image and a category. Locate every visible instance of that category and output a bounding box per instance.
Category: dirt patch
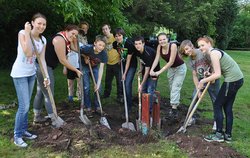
[30,97,245,158]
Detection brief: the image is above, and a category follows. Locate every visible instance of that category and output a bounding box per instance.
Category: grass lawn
[0,50,249,157]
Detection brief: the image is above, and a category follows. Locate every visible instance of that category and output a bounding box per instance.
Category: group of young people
[10,12,243,148]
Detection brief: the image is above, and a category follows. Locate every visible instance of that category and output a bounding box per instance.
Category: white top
[67,51,79,68]
[10,30,46,78]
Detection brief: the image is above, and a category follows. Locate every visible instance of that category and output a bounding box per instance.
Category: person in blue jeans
[131,36,160,112]
[197,36,244,143]
[113,28,137,113]
[179,40,220,129]
[10,13,50,147]
[80,35,107,115]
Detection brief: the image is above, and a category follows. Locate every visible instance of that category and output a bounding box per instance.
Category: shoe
[212,121,217,131]
[204,132,224,142]
[14,137,28,148]
[33,114,47,123]
[224,133,232,143]
[85,108,93,117]
[95,107,107,116]
[68,96,73,103]
[23,131,37,140]
[117,97,124,103]
[187,117,196,126]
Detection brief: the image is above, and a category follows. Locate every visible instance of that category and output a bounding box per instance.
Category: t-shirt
[80,44,107,67]
[160,42,184,67]
[11,30,46,78]
[67,51,79,68]
[113,38,137,68]
[106,34,120,65]
[189,49,211,80]
[135,45,160,77]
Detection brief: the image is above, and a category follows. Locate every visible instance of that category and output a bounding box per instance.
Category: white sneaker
[212,121,216,131]
[23,131,37,140]
[14,137,28,148]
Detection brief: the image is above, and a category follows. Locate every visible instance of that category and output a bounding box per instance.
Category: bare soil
[29,97,246,158]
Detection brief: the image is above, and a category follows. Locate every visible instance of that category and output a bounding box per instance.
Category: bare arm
[198,50,221,89]
[20,22,33,57]
[53,36,82,77]
[156,43,177,76]
[192,70,199,89]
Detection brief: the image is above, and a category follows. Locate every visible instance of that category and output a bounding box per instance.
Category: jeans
[215,78,243,135]
[82,65,100,109]
[192,79,220,119]
[167,63,187,106]
[104,63,122,98]
[13,75,36,138]
[33,64,54,114]
[142,77,157,112]
[124,66,136,112]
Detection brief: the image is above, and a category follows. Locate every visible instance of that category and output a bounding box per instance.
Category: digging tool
[77,38,92,126]
[120,60,136,131]
[88,62,111,129]
[30,34,65,128]
[136,74,142,131]
[177,82,210,133]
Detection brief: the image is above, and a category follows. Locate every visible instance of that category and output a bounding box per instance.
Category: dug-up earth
[29,97,245,158]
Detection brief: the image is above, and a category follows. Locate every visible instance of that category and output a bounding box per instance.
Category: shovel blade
[176,126,186,133]
[79,108,92,126]
[122,122,136,131]
[100,117,111,129]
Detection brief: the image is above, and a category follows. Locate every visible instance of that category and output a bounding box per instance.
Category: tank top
[45,32,70,69]
[160,42,184,67]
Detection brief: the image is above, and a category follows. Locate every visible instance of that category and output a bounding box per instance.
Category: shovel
[177,82,210,133]
[88,62,111,129]
[136,74,142,131]
[76,37,91,126]
[30,34,65,128]
[120,60,136,131]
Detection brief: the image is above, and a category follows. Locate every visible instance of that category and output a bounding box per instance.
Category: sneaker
[23,131,37,140]
[85,108,93,117]
[14,137,28,148]
[212,121,217,131]
[168,109,178,119]
[33,114,47,123]
[204,132,224,142]
[224,133,232,143]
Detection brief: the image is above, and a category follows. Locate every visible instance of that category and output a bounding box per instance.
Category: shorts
[67,68,79,80]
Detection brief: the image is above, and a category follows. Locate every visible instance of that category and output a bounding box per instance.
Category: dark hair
[134,36,145,43]
[102,23,111,29]
[95,35,107,44]
[157,32,168,41]
[179,40,194,55]
[114,28,125,36]
[79,21,89,29]
[64,24,79,32]
[197,35,214,46]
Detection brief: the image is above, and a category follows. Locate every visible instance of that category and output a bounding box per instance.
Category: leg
[103,64,113,97]
[92,66,101,109]
[125,66,136,112]
[83,65,91,109]
[67,79,74,102]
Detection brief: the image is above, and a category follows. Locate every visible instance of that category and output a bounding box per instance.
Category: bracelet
[44,77,50,81]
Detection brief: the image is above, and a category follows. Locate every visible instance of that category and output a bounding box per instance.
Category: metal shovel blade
[100,117,111,129]
[79,108,92,126]
[122,122,136,131]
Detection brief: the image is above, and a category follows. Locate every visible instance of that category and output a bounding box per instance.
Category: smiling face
[94,40,106,53]
[134,40,144,52]
[183,45,194,56]
[197,40,211,54]
[158,34,168,47]
[32,17,46,34]
[66,29,78,42]
[115,33,123,44]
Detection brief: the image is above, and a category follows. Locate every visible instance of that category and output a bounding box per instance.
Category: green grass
[0,50,249,157]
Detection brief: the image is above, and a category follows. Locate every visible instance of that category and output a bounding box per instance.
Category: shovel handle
[30,34,58,117]
[138,74,142,121]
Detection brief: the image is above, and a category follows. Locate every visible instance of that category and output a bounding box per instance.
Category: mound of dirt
[29,97,245,158]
